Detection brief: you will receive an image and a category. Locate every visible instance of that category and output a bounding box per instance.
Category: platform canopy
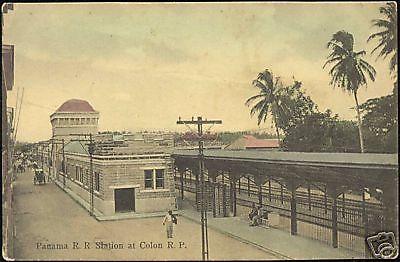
[173,149,398,189]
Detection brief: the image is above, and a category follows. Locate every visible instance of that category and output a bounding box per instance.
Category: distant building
[50,99,176,217]
[225,135,279,150]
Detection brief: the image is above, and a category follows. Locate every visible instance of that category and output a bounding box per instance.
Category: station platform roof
[172,149,398,169]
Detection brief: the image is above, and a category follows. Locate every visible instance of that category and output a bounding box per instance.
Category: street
[12,169,276,260]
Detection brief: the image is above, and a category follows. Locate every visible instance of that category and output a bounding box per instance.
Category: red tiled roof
[56,99,95,112]
[243,135,279,148]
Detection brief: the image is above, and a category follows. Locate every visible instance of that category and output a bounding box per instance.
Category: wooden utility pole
[177,116,222,261]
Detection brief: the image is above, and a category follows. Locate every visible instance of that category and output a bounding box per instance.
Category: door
[114,188,135,213]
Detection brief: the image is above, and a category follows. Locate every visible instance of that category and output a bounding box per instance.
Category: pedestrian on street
[162,210,177,238]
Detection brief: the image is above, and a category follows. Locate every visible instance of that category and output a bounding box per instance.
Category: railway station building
[50,99,176,217]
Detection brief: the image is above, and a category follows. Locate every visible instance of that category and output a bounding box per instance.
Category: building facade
[50,99,176,217]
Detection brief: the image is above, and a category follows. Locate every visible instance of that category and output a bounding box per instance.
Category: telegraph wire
[13,86,24,143]
[12,84,20,129]
[24,100,57,111]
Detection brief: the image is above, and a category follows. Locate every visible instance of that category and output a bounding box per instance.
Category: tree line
[246,2,397,153]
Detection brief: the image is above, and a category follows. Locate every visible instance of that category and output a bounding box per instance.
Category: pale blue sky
[3,2,395,142]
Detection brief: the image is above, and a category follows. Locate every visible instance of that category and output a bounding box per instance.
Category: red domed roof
[56,99,95,112]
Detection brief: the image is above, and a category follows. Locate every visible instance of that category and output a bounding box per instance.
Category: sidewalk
[53,179,180,221]
[180,202,363,260]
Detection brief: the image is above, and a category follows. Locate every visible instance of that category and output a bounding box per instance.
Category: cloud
[4,3,395,142]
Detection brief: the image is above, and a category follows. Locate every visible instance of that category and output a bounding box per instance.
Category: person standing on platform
[162,210,177,238]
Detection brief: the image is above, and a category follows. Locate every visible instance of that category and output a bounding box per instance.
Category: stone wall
[58,153,176,216]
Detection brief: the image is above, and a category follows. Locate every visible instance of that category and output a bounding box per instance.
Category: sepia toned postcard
[2,2,398,261]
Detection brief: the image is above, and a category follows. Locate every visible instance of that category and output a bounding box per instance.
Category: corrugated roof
[173,149,398,167]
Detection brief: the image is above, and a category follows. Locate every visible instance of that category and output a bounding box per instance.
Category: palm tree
[245,69,287,146]
[368,2,397,77]
[323,31,377,153]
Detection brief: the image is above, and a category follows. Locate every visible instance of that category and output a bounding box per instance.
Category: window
[84,169,89,186]
[156,169,164,189]
[144,170,153,189]
[75,166,79,180]
[94,172,100,192]
[144,169,165,190]
[79,168,84,184]
[75,166,84,184]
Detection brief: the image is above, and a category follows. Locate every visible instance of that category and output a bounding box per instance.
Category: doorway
[114,188,135,213]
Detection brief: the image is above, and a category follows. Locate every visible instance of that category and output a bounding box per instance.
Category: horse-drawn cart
[33,168,46,185]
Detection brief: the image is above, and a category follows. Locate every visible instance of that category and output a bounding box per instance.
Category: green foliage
[368,2,398,76]
[324,31,376,94]
[324,30,377,153]
[283,110,360,152]
[244,69,363,152]
[245,69,290,142]
[275,80,318,133]
[360,87,398,153]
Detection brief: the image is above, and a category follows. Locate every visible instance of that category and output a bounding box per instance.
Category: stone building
[50,99,99,142]
[51,99,176,217]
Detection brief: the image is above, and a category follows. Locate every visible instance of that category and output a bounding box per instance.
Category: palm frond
[252,79,269,93]
[368,2,397,71]
[323,56,342,69]
[256,100,270,126]
[257,69,274,88]
[371,38,388,55]
[367,29,389,42]
[326,41,349,57]
[389,52,398,75]
[245,94,265,106]
[250,98,267,117]
[330,30,354,52]
[355,50,366,57]
[371,19,391,29]
[359,60,377,81]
